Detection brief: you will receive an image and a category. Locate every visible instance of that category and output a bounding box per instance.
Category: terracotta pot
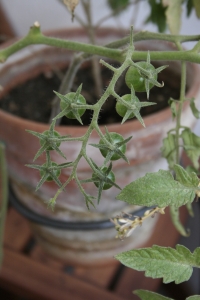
[0,28,200,265]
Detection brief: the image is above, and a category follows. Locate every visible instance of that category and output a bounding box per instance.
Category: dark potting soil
[0,62,181,126]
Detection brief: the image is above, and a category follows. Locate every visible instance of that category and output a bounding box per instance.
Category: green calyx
[53,84,87,124]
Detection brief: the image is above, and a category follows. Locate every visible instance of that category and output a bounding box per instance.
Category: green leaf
[165,0,183,34]
[174,164,199,187]
[146,0,167,32]
[181,128,200,169]
[161,133,176,169]
[116,169,196,208]
[190,98,200,119]
[115,245,200,284]
[134,289,174,300]
[186,296,200,300]
[193,0,200,17]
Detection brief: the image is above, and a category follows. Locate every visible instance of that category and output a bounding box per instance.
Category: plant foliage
[116,245,200,284]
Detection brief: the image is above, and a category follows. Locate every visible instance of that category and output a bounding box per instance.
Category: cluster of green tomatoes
[43,61,158,192]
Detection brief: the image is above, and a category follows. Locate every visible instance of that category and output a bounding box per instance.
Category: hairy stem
[1,25,200,64]
[49,53,84,123]
[81,0,103,97]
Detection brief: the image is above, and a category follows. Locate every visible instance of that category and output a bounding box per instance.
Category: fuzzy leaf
[161,133,176,169]
[134,289,174,300]
[115,245,200,284]
[165,0,182,34]
[186,296,200,300]
[116,169,196,208]
[174,164,199,187]
[181,128,200,169]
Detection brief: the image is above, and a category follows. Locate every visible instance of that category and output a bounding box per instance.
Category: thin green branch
[132,30,200,44]
[1,24,200,65]
[0,23,123,63]
[191,39,200,53]
[131,50,200,64]
[175,45,186,164]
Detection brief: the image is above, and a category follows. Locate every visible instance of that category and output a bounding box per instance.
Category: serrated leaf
[186,296,200,300]
[116,169,196,208]
[161,133,176,169]
[190,98,200,119]
[165,0,182,34]
[193,0,200,18]
[174,164,199,187]
[181,128,200,169]
[115,245,200,284]
[134,289,174,300]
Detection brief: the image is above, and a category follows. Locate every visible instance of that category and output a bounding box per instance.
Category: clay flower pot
[0,28,200,265]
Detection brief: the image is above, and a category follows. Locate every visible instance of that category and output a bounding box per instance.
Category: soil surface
[0,62,182,126]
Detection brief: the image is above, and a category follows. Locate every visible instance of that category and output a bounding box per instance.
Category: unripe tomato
[60,93,86,119]
[125,62,157,92]
[40,162,61,182]
[99,132,126,161]
[40,130,61,150]
[92,167,115,190]
[116,94,139,119]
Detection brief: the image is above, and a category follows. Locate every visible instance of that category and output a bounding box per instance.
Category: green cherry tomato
[40,130,61,150]
[40,162,61,182]
[125,62,157,92]
[116,94,139,119]
[99,132,126,161]
[92,167,115,190]
[60,92,86,119]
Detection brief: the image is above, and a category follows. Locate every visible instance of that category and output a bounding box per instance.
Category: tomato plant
[125,61,157,92]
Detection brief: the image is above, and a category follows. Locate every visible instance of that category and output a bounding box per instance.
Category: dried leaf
[63,0,79,21]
